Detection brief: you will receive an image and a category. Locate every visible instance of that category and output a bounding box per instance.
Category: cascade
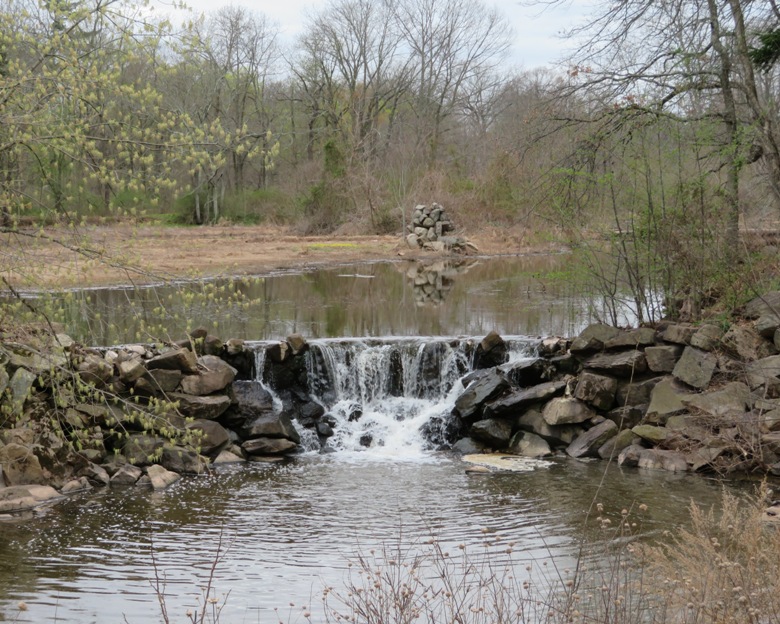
[258,336,538,460]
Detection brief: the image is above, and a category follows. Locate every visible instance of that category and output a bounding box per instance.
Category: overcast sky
[158,0,592,70]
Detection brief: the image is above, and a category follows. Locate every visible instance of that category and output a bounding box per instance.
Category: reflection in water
[0,457,739,623]
[41,254,613,345]
[403,258,478,306]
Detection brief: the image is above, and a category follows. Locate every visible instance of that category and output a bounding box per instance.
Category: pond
[45,254,636,346]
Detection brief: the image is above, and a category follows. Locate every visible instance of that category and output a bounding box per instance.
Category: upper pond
[49,254,632,346]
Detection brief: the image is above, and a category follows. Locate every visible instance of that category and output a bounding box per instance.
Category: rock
[604,327,656,349]
[672,347,717,389]
[111,464,143,485]
[473,331,508,369]
[637,449,688,472]
[122,434,165,466]
[60,476,92,494]
[316,421,334,437]
[661,324,697,345]
[214,450,245,464]
[287,334,309,356]
[0,365,9,398]
[267,341,291,364]
[406,233,421,248]
[203,335,224,356]
[755,313,780,339]
[605,405,647,429]
[516,409,581,446]
[242,437,298,455]
[451,438,488,454]
[179,355,236,396]
[186,419,230,456]
[483,380,567,418]
[646,377,691,424]
[632,424,668,445]
[241,412,301,444]
[573,371,618,410]
[168,392,231,420]
[690,324,724,351]
[225,339,245,356]
[147,348,198,374]
[566,420,618,458]
[616,377,662,407]
[682,382,751,418]
[617,444,645,467]
[470,419,512,447]
[542,398,596,426]
[146,464,181,490]
[144,368,183,393]
[569,324,621,353]
[79,463,110,486]
[0,443,45,485]
[0,485,61,513]
[117,357,147,384]
[584,351,647,377]
[645,345,683,373]
[454,369,509,420]
[743,291,780,319]
[507,431,552,458]
[160,446,206,475]
[597,429,640,460]
[687,447,724,472]
[721,325,776,361]
[7,367,36,415]
[746,355,780,390]
[504,358,556,388]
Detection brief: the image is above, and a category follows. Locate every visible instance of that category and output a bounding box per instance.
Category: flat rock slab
[746,355,780,389]
[507,431,552,458]
[645,345,682,373]
[147,348,198,374]
[168,392,231,420]
[743,291,780,319]
[637,449,688,472]
[682,382,751,418]
[460,454,552,472]
[542,397,596,426]
[574,371,618,410]
[180,355,237,396]
[470,418,512,447]
[604,327,656,350]
[566,420,618,458]
[584,351,647,378]
[0,485,61,513]
[646,377,692,423]
[483,380,567,418]
[570,324,621,353]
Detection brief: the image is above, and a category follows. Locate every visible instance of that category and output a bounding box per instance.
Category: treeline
[1,0,780,252]
[0,0,551,233]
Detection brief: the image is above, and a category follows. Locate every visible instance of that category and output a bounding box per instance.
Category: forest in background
[3,0,780,320]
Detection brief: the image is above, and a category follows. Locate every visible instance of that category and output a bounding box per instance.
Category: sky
[160,0,593,70]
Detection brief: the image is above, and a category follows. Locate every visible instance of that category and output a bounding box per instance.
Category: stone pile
[450,298,780,477]
[406,202,454,248]
[0,329,310,511]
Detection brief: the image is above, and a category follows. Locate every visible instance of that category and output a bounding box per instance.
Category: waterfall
[258,336,539,461]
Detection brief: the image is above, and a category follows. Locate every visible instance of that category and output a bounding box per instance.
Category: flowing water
[0,258,738,622]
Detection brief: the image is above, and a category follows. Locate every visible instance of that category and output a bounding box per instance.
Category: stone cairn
[406,203,454,248]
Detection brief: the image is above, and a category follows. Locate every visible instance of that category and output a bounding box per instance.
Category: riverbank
[3,222,559,290]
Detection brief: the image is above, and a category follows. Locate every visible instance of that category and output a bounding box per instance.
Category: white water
[262,336,539,462]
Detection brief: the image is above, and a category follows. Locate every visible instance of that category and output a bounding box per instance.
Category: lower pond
[0,453,736,623]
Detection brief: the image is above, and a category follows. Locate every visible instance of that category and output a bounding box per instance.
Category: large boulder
[645,345,682,373]
[597,429,640,460]
[454,369,509,420]
[147,348,199,374]
[472,331,508,369]
[690,324,724,351]
[566,420,618,458]
[242,437,298,455]
[0,485,61,513]
[122,434,165,466]
[160,446,206,474]
[483,380,567,419]
[603,327,656,350]
[179,355,237,396]
[682,382,751,418]
[168,392,231,420]
[646,377,691,424]
[516,409,581,446]
[0,443,45,485]
[504,358,556,388]
[637,449,688,472]
[570,324,621,353]
[186,419,230,456]
[573,372,618,410]
[469,419,512,447]
[241,412,301,444]
[721,325,776,361]
[146,464,181,490]
[672,347,717,389]
[507,431,552,458]
[542,398,595,426]
[7,367,37,415]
